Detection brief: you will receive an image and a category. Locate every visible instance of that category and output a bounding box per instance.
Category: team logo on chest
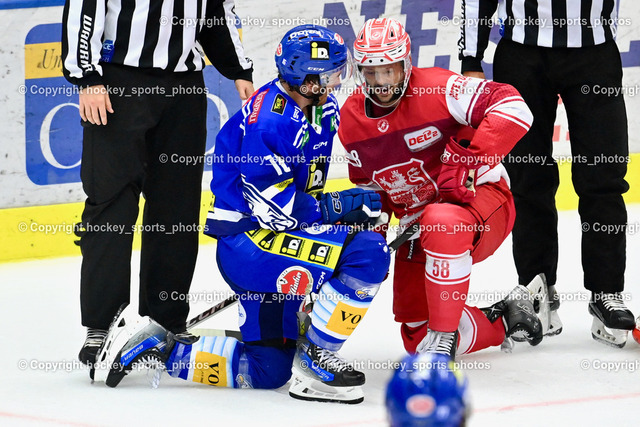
[372,159,438,209]
[403,126,442,152]
[377,119,389,133]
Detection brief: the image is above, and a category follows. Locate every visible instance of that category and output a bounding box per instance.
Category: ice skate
[483,283,543,346]
[93,304,172,387]
[289,340,365,404]
[588,292,635,348]
[79,327,108,380]
[416,329,458,358]
[78,328,107,366]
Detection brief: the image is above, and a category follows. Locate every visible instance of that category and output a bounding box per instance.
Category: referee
[62,0,254,369]
[459,0,635,347]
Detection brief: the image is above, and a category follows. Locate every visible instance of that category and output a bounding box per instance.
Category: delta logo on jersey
[404,126,442,152]
[276,267,313,295]
[372,159,438,209]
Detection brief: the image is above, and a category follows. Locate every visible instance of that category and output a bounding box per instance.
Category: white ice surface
[1,206,640,427]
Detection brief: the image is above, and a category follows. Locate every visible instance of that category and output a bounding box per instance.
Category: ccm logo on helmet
[403,126,442,152]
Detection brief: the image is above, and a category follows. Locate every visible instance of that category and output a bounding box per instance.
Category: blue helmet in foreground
[275,24,351,90]
[386,353,469,427]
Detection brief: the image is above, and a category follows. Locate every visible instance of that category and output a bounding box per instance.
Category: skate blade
[590,317,628,348]
[500,337,514,353]
[289,368,364,404]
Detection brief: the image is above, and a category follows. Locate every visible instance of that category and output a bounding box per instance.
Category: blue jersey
[205,79,339,237]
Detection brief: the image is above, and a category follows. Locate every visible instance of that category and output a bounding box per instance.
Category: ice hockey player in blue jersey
[92,25,391,404]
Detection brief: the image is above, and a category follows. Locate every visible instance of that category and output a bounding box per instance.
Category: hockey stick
[388,222,420,252]
[186,294,238,330]
[186,221,421,335]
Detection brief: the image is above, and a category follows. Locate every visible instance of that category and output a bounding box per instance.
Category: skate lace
[85,329,107,347]
[436,333,456,354]
[316,348,350,372]
[418,330,456,355]
[602,294,628,312]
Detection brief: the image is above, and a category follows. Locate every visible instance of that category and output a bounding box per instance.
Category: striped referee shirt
[62,0,253,87]
[459,0,619,73]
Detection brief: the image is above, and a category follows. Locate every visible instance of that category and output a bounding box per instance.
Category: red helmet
[353,18,412,107]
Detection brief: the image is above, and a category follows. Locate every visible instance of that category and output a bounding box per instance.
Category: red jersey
[338,67,533,224]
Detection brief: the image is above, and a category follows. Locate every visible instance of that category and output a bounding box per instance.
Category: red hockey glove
[437,138,483,204]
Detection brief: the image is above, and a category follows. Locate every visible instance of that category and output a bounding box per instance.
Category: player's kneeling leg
[95,304,296,389]
[290,231,390,404]
[168,337,295,389]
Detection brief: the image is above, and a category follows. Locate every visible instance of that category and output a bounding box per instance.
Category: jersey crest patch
[372,159,438,209]
[377,119,389,133]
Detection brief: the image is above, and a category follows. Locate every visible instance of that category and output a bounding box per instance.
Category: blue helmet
[275,24,351,89]
[386,353,470,427]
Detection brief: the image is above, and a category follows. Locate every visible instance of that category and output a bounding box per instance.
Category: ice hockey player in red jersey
[339,17,545,357]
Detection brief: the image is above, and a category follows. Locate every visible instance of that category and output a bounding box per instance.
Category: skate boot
[416,329,458,358]
[588,292,635,348]
[483,284,543,346]
[289,340,365,404]
[94,304,177,387]
[78,327,107,365]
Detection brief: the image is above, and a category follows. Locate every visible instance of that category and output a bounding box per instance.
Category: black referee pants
[495,39,629,293]
[79,64,206,332]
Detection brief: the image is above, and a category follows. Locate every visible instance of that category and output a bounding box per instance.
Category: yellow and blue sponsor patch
[245,228,342,270]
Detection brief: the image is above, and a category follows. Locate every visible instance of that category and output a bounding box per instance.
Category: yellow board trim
[1,155,639,263]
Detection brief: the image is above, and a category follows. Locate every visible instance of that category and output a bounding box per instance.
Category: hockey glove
[437,138,483,204]
[320,188,382,226]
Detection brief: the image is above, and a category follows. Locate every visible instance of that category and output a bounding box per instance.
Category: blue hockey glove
[319,188,382,226]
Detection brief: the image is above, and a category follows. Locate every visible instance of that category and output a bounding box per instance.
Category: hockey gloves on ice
[320,188,382,226]
[437,138,483,204]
